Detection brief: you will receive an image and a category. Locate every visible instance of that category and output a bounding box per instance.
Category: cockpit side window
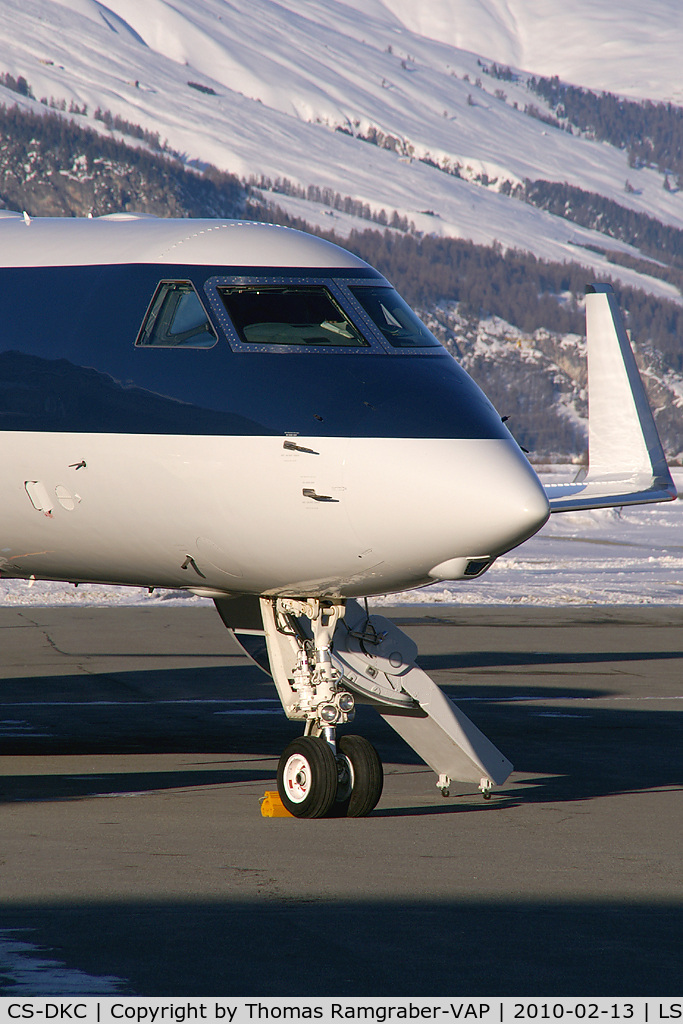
[136,281,217,348]
[348,286,442,348]
[216,285,369,348]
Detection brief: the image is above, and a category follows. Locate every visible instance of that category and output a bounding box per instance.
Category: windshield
[217,285,369,348]
[349,286,442,348]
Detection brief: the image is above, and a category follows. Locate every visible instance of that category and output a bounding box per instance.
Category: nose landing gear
[216,594,511,820]
[270,598,384,818]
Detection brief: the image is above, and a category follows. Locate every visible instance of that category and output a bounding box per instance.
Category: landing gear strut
[270,599,384,818]
[216,594,512,819]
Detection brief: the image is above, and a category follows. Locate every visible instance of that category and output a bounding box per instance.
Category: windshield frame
[203,275,385,354]
[203,275,444,355]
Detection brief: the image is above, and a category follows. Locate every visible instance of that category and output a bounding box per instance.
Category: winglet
[544,284,677,512]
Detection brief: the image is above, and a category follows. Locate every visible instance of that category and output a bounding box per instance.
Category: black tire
[337,734,384,818]
[277,736,339,818]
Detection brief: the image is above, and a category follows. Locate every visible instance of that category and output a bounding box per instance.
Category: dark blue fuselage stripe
[0,263,507,440]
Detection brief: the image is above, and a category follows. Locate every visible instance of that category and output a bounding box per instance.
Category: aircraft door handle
[302,488,339,502]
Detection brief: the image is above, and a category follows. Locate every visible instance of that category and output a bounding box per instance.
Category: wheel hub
[283,753,312,803]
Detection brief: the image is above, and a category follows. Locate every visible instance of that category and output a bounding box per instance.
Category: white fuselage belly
[0,433,549,597]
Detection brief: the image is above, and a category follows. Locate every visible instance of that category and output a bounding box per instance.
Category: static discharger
[260,790,294,818]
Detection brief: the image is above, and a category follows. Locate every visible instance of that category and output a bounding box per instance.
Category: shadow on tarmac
[1,898,682,996]
[0,766,275,803]
[1,622,682,997]
[0,661,681,810]
[418,649,683,672]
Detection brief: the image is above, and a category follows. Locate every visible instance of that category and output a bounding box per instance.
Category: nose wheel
[278,736,338,818]
[277,734,383,818]
[335,734,383,818]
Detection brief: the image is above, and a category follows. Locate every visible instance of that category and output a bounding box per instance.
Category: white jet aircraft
[0,212,675,817]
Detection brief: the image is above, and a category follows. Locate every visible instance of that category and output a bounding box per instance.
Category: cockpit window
[216,285,369,348]
[349,286,442,348]
[136,281,217,348]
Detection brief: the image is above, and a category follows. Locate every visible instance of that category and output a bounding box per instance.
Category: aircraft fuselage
[0,216,549,599]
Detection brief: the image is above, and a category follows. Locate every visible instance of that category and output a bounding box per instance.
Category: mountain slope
[2,0,683,461]
[2,0,683,306]
[382,0,683,103]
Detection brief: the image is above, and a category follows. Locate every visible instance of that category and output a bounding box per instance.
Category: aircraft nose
[488,444,550,552]
[344,437,550,586]
[423,441,550,581]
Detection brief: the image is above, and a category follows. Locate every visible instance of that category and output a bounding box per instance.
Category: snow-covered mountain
[3,1,683,605]
[381,0,683,104]
[2,0,683,304]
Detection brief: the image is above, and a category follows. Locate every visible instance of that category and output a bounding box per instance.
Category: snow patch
[0,929,124,994]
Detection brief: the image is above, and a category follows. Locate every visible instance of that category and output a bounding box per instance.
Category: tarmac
[0,604,682,996]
